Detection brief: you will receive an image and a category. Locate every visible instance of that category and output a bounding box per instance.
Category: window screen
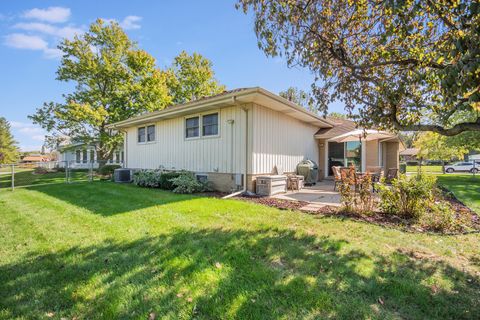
[147,125,155,142]
[186,117,199,138]
[138,127,146,143]
[202,113,218,136]
[76,150,81,163]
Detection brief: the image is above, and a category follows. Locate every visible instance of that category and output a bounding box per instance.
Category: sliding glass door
[327,141,362,176]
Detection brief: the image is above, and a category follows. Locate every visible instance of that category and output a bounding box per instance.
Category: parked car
[444,161,479,173]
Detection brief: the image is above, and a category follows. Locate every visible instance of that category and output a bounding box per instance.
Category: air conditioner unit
[255,175,287,196]
[114,168,132,183]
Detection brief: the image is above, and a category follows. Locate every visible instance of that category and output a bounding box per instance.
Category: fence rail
[0,161,98,190]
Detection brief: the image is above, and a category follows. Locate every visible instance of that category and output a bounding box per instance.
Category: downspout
[223,98,249,199]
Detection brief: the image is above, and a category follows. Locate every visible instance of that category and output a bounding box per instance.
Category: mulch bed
[235,195,309,211]
[234,192,480,235]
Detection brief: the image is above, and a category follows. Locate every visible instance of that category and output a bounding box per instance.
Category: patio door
[327,141,362,176]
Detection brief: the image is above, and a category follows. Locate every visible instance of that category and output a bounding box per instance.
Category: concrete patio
[272,180,341,211]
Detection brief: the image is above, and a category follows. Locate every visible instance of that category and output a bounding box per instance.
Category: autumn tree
[0,117,19,164]
[167,51,225,105]
[29,19,172,162]
[414,132,467,163]
[238,0,480,136]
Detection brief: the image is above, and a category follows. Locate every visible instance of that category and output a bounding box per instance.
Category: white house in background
[107,87,402,192]
[58,143,124,168]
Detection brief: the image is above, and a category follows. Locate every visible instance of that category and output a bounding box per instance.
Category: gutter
[223,97,249,199]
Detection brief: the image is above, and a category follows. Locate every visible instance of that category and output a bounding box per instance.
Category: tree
[0,117,19,164]
[238,1,480,136]
[167,51,225,105]
[328,112,349,120]
[29,19,172,162]
[414,132,467,162]
[279,86,317,113]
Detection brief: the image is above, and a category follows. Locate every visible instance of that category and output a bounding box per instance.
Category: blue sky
[1,0,344,151]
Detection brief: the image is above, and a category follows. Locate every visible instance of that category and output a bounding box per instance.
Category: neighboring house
[399,148,419,161]
[108,87,402,192]
[21,154,50,163]
[58,143,124,168]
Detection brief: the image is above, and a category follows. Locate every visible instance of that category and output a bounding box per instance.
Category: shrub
[338,166,374,214]
[33,166,49,174]
[158,171,183,190]
[133,169,162,188]
[421,201,457,232]
[98,164,121,176]
[378,173,436,219]
[169,171,209,194]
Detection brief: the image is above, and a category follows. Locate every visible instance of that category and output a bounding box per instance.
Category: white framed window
[75,150,81,163]
[137,127,146,143]
[185,116,200,138]
[90,150,95,163]
[115,151,120,163]
[137,124,155,143]
[202,113,218,136]
[82,150,88,163]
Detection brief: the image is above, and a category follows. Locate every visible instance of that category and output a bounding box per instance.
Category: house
[399,148,419,161]
[21,154,50,163]
[57,143,124,168]
[108,87,402,192]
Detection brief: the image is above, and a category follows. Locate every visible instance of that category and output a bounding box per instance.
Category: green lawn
[0,183,479,319]
[436,174,480,213]
[406,165,443,174]
[0,169,90,189]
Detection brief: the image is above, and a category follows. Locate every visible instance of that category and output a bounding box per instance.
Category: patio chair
[367,166,384,192]
[332,166,342,191]
[385,168,399,184]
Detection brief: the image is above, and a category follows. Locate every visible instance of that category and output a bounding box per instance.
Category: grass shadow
[1,228,478,319]
[24,182,197,216]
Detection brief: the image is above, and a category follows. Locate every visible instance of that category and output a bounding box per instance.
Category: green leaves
[0,118,19,164]
[239,0,480,135]
[30,20,224,160]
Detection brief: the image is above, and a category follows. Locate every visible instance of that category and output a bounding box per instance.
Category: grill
[296,160,318,185]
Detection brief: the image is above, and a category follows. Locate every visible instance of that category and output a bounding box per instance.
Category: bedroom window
[138,127,146,143]
[185,116,199,138]
[138,125,155,143]
[202,113,218,136]
[146,125,155,142]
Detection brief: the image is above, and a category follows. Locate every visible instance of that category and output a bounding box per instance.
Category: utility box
[255,175,287,196]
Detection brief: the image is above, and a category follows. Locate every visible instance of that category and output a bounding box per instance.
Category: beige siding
[365,140,379,168]
[125,106,249,173]
[251,104,319,174]
[385,141,400,170]
[318,139,326,179]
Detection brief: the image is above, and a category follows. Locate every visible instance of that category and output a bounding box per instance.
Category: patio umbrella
[331,129,394,143]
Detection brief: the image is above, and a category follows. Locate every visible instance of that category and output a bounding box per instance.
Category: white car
[444,161,479,173]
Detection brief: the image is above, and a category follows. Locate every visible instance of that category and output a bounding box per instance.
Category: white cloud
[4,33,48,50]
[4,33,61,59]
[13,22,83,40]
[23,7,71,23]
[104,15,142,30]
[121,15,142,30]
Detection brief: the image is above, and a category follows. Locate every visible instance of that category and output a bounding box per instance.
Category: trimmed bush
[158,171,183,190]
[378,173,436,219]
[98,164,121,176]
[406,160,419,166]
[133,170,162,188]
[169,171,210,194]
[421,202,456,232]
